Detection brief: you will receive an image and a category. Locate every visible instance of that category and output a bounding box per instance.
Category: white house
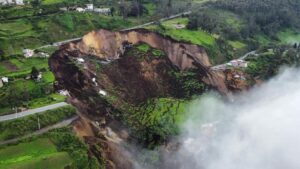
[59,7,68,11]
[94,8,111,15]
[229,60,239,67]
[1,77,8,83]
[0,0,23,5]
[23,49,34,58]
[228,59,248,68]
[76,58,85,63]
[76,7,85,12]
[16,0,23,5]
[99,89,107,96]
[239,61,248,68]
[58,90,70,96]
[37,72,42,81]
[85,4,94,11]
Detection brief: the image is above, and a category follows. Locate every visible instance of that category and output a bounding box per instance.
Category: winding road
[37,11,192,50]
[0,102,68,122]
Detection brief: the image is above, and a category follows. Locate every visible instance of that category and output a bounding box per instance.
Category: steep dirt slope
[49,29,230,168]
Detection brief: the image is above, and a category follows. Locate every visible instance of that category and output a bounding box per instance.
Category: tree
[156,0,192,17]
[31,66,39,80]
[110,7,115,16]
[0,50,5,61]
[119,0,129,19]
[127,0,147,18]
[293,43,298,49]
[31,0,41,8]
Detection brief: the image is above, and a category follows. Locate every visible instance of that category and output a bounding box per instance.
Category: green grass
[0,13,136,56]
[162,28,215,47]
[0,138,72,169]
[27,93,66,109]
[42,0,66,5]
[42,71,55,83]
[0,63,9,74]
[121,97,189,146]
[0,106,76,141]
[147,17,216,48]
[137,43,150,52]
[277,29,300,44]
[162,17,189,27]
[4,152,72,169]
[254,34,272,45]
[0,107,13,116]
[228,40,247,49]
[0,57,48,77]
[10,58,48,71]
[219,10,243,31]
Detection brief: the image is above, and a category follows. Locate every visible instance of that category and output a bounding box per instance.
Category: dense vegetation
[0,127,100,169]
[0,138,72,169]
[246,45,300,79]
[188,0,300,39]
[47,127,102,169]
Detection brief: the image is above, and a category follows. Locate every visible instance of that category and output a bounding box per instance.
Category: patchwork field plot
[0,138,72,169]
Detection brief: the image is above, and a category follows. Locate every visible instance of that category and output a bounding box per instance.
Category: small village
[61,3,112,15]
[0,0,24,6]
[0,0,112,15]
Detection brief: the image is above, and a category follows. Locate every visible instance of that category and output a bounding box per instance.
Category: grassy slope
[147,18,216,48]
[0,57,48,77]
[0,13,135,55]
[0,106,75,141]
[277,29,300,44]
[0,138,72,169]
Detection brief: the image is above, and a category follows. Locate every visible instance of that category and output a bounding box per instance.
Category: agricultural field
[0,13,135,56]
[147,17,216,48]
[0,72,62,116]
[0,57,48,77]
[0,105,76,141]
[0,138,72,169]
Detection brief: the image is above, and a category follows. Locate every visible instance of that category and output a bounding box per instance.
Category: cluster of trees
[0,76,54,111]
[48,127,103,169]
[188,0,300,39]
[118,0,192,18]
[153,0,192,16]
[119,0,148,18]
[246,45,300,79]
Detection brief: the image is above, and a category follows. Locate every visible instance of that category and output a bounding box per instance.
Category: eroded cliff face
[49,29,230,168]
[65,29,228,93]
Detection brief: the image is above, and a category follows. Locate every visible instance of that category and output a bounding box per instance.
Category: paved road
[37,37,82,49]
[0,116,79,145]
[0,102,68,122]
[37,11,192,50]
[122,11,191,31]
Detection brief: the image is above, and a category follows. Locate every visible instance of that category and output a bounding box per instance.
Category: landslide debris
[49,28,230,168]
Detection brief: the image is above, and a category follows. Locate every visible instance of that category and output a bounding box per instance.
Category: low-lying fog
[170,67,300,169]
[137,67,300,169]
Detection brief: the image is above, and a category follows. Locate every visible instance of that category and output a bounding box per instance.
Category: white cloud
[173,67,300,169]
